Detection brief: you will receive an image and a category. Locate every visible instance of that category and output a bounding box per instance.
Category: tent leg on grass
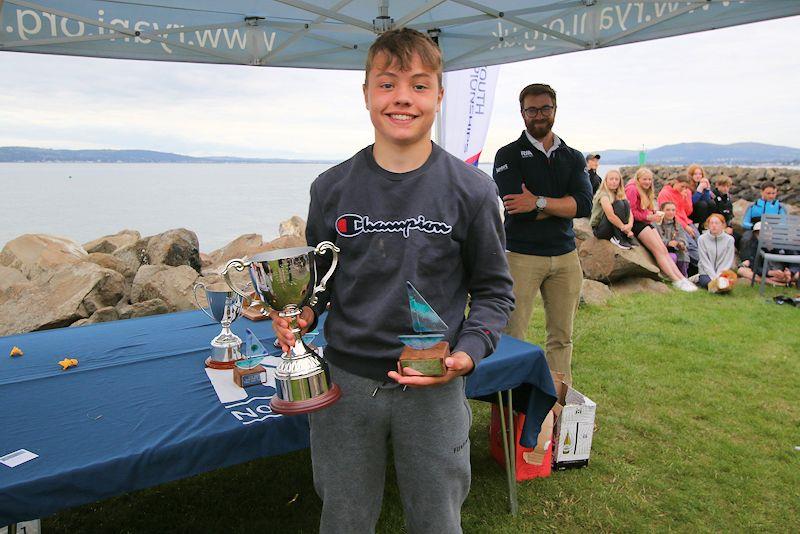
[496,390,518,515]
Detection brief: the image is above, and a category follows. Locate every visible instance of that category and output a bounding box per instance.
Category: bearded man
[492,83,593,385]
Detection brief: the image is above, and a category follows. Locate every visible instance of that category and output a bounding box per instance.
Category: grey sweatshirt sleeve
[453,183,516,366]
[305,179,335,328]
[697,234,735,278]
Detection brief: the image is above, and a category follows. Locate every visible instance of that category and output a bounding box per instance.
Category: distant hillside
[0,147,335,164]
[588,142,800,166]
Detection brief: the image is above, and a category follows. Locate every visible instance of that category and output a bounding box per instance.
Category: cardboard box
[489,405,554,481]
[552,379,596,469]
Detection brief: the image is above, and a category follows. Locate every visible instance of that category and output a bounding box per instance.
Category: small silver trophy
[222,242,340,415]
[192,283,244,369]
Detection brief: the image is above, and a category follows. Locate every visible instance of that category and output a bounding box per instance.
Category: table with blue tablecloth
[0,311,555,525]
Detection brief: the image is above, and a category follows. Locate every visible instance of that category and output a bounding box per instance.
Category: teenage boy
[586,152,602,193]
[741,182,787,253]
[271,28,514,534]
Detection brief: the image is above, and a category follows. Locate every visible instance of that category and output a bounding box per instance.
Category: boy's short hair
[715,175,732,187]
[761,181,777,191]
[364,28,442,86]
[519,83,557,109]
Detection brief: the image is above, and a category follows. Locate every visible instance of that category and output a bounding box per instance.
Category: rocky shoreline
[0,194,796,335]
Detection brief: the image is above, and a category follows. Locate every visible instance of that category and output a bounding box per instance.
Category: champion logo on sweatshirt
[335,213,453,239]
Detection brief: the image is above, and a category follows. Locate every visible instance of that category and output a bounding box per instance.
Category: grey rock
[83,230,141,254]
[116,298,170,319]
[611,277,671,295]
[279,216,307,238]
[145,228,201,272]
[0,234,87,282]
[580,279,613,306]
[130,264,200,311]
[70,306,119,327]
[578,237,660,282]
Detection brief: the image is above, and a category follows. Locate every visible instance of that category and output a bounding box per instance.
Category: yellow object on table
[58,358,78,370]
[10,346,24,357]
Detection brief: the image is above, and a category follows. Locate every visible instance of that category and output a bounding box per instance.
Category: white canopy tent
[2,1,799,71]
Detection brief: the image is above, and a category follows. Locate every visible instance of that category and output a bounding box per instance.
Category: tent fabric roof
[1,1,799,70]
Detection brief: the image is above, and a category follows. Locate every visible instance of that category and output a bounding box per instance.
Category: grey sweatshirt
[697,230,735,278]
[306,143,515,381]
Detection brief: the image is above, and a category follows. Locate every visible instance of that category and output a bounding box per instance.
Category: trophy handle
[221,258,253,300]
[192,282,217,322]
[309,241,340,307]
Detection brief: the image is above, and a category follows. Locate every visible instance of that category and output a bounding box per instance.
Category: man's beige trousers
[505,249,583,385]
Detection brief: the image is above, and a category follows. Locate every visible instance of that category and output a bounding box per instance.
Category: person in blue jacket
[741,182,786,254]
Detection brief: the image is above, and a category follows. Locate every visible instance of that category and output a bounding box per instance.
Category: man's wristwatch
[535,196,548,212]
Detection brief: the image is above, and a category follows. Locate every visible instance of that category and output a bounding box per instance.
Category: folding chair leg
[759,257,769,296]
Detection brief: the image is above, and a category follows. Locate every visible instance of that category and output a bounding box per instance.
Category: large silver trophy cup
[192,283,244,369]
[222,242,341,415]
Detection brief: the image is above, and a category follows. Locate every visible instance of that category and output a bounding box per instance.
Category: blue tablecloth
[0,311,554,524]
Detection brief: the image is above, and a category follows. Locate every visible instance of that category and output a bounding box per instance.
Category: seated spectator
[655,201,689,276]
[711,175,740,249]
[590,169,635,249]
[737,221,800,287]
[741,182,787,253]
[625,167,697,292]
[586,153,602,194]
[697,214,736,290]
[687,164,714,226]
[657,173,699,271]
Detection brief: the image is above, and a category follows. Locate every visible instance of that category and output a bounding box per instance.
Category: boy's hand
[387,351,475,387]
[270,306,315,352]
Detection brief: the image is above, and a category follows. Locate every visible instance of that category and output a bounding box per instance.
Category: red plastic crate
[489,405,553,481]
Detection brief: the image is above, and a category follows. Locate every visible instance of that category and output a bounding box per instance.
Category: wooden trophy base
[233,364,267,388]
[269,384,341,415]
[205,357,238,370]
[399,341,449,377]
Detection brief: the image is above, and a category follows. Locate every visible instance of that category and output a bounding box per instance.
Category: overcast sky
[1,15,798,162]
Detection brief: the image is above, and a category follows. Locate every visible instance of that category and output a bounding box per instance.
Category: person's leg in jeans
[538,249,583,385]
[698,274,712,289]
[310,363,391,534]
[505,251,548,340]
[392,378,471,534]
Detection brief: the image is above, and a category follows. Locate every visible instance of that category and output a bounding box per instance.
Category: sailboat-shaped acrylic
[398,281,450,377]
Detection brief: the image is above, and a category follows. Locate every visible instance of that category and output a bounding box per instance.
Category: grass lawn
[45,284,799,533]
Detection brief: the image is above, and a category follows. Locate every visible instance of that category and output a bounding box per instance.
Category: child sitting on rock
[590,170,635,249]
[697,214,736,290]
[655,201,689,276]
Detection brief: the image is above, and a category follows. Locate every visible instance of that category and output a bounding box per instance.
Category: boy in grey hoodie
[271,29,514,534]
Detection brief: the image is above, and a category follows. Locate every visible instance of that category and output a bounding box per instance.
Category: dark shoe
[610,236,631,250]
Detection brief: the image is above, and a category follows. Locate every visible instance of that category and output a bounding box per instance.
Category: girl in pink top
[624,168,697,292]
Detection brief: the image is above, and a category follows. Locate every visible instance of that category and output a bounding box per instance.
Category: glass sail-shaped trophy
[398,281,449,376]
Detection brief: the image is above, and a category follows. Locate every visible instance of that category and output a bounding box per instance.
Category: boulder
[70,306,119,327]
[0,265,28,293]
[572,217,593,249]
[580,279,613,306]
[578,237,660,282]
[130,264,200,311]
[145,229,202,272]
[0,234,87,281]
[112,238,151,279]
[279,216,307,238]
[610,277,671,295]
[87,252,136,279]
[731,198,750,232]
[116,298,170,320]
[0,263,125,336]
[83,230,141,254]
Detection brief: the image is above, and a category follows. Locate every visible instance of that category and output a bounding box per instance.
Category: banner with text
[441,66,499,166]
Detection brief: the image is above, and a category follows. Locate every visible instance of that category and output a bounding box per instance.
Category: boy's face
[762,187,777,201]
[363,52,443,148]
[717,184,730,194]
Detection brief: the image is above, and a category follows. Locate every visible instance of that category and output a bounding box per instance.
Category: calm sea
[0,162,617,252]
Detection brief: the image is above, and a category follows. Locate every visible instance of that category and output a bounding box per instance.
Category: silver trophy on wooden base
[222,242,340,415]
[192,283,244,369]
